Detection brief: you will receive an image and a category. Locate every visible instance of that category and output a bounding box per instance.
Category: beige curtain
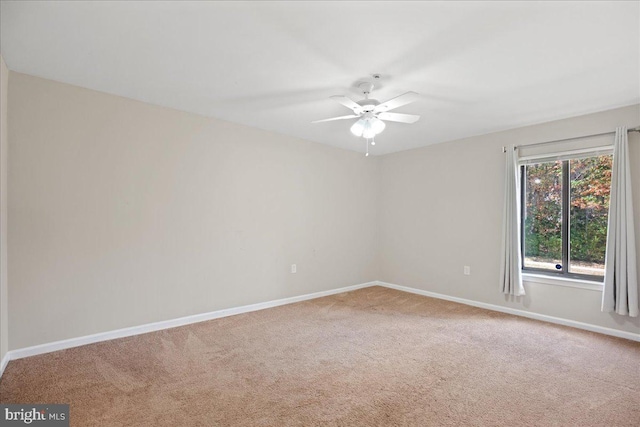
[602,127,638,317]
[500,145,525,296]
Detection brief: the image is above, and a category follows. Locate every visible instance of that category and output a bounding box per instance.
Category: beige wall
[8,73,379,350]
[6,70,639,352]
[379,104,640,334]
[0,57,8,361]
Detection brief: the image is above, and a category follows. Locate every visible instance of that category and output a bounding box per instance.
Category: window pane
[523,161,563,272]
[569,155,612,277]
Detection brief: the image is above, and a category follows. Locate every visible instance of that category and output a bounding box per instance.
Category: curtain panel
[500,145,525,296]
[602,127,638,317]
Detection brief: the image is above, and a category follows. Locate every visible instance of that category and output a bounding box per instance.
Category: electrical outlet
[463,266,471,275]
[291,264,297,274]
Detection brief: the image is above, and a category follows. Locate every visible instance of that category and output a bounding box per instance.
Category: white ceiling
[1,1,639,155]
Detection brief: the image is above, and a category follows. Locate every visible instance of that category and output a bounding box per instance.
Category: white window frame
[519,146,612,289]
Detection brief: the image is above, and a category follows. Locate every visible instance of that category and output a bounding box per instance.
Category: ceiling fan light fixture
[362,120,375,139]
[350,120,365,137]
[352,117,386,139]
[371,117,386,134]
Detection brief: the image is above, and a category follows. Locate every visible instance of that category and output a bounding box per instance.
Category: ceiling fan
[313,82,420,149]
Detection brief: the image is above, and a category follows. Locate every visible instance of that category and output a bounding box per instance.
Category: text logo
[0,405,69,426]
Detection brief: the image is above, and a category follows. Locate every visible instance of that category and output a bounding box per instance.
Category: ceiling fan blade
[377,112,421,124]
[312,114,359,123]
[330,95,363,114]
[374,91,420,113]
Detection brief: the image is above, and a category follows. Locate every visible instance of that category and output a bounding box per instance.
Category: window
[520,152,612,281]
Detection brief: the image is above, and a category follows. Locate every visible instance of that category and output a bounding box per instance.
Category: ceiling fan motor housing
[357,99,380,112]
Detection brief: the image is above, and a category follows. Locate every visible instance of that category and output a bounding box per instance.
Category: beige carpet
[1,286,639,426]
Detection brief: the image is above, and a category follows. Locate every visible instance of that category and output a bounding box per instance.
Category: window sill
[522,273,604,292]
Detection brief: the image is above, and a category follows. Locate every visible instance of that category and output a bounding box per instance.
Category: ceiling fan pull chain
[365,138,370,157]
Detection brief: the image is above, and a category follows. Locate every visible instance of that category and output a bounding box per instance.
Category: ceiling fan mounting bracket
[358,82,374,98]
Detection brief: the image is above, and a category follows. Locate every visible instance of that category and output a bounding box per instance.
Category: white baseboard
[0,352,9,378]
[5,281,376,365]
[375,281,640,342]
[2,279,637,379]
